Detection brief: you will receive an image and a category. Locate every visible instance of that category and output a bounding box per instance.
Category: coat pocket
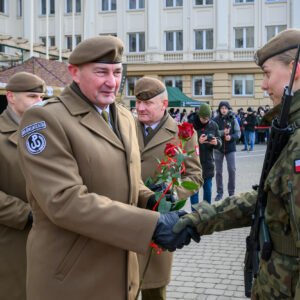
[55,235,88,281]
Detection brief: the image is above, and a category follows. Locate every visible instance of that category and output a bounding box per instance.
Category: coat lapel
[142,116,177,153]
[59,86,125,151]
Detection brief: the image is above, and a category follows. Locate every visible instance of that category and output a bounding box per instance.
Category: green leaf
[181,181,199,190]
[187,150,195,155]
[158,197,172,213]
[171,199,187,211]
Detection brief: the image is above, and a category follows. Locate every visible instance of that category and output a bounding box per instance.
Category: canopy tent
[130,86,204,108]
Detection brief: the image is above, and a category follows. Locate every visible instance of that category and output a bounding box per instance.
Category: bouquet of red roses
[145,122,199,213]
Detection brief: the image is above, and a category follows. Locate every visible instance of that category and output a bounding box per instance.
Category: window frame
[165,31,183,52]
[232,75,254,96]
[126,76,141,97]
[266,25,287,41]
[164,76,183,91]
[17,0,22,17]
[194,0,214,5]
[234,27,254,49]
[65,0,81,13]
[234,0,254,4]
[0,0,7,14]
[41,0,55,15]
[101,0,117,12]
[65,35,82,51]
[194,29,213,50]
[128,0,145,10]
[128,32,145,53]
[193,76,213,97]
[165,0,183,8]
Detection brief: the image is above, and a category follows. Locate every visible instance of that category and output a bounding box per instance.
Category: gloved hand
[152,210,200,251]
[148,182,168,193]
[146,194,176,211]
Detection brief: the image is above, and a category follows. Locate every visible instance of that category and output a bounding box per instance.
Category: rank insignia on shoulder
[26,133,46,155]
[294,159,300,173]
[21,121,46,137]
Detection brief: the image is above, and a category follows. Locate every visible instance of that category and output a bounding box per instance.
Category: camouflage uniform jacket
[191,90,300,299]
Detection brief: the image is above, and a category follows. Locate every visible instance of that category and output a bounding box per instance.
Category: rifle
[244,45,300,298]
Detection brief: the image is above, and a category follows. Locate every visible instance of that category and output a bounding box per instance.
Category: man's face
[136,96,168,125]
[7,91,44,117]
[261,58,292,106]
[220,106,229,116]
[69,62,122,109]
[199,116,209,124]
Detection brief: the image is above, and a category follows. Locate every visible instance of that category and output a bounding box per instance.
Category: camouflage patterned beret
[134,77,166,101]
[68,35,124,65]
[254,28,300,67]
[6,72,45,93]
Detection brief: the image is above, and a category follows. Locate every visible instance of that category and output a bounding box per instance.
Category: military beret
[254,29,300,66]
[6,72,46,93]
[68,36,124,65]
[134,77,166,101]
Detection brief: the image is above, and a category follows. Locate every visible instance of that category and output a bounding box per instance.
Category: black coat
[193,117,222,179]
[242,113,256,131]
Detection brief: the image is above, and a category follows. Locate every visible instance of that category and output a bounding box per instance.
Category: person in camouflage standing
[173,28,300,299]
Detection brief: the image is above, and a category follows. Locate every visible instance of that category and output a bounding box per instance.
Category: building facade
[0,0,299,110]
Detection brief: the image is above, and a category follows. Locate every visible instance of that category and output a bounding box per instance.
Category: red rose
[164,143,178,157]
[178,122,194,140]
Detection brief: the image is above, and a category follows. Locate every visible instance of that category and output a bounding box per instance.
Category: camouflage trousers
[251,251,299,299]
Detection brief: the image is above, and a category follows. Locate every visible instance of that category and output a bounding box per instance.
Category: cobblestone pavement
[166,144,266,300]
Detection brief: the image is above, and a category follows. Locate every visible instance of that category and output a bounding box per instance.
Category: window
[40,36,56,47]
[165,31,183,51]
[41,0,55,15]
[234,0,254,3]
[66,0,81,13]
[0,0,6,13]
[101,0,116,11]
[195,29,213,50]
[195,0,213,5]
[126,77,140,97]
[232,75,253,96]
[235,27,254,48]
[193,76,213,96]
[65,35,81,50]
[266,25,286,41]
[164,77,183,91]
[0,45,5,52]
[17,0,22,17]
[165,0,183,7]
[265,0,286,2]
[129,0,144,9]
[128,32,145,53]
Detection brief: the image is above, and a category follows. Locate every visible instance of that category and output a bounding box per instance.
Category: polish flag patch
[295,160,300,173]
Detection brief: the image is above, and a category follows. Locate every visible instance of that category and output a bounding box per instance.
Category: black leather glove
[146,194,177,211]
[152,210,200,251]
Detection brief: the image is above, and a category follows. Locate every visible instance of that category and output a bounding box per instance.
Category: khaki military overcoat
[137,115,202,289]
[17,86,159,300]
[0,109,31,300]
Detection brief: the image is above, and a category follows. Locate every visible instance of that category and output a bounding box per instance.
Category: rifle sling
[270,231,299,257]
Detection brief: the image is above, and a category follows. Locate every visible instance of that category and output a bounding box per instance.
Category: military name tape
[21,121,46,137]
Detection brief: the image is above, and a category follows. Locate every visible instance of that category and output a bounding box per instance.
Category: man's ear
[6,91,15,105]
[68,64,80,84]
[295,62,300,79]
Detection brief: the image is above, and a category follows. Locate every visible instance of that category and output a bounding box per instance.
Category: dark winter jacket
[193,117,222,179]
[213,113,241,154]
[242,113,256,132]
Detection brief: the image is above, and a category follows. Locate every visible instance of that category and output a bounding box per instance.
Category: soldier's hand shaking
[152,210,200,252]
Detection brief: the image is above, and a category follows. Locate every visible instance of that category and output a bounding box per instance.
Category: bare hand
[199,134,207,144]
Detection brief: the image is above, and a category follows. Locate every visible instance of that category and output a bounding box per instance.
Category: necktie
[101,111,109,124]
[146,126,153,136]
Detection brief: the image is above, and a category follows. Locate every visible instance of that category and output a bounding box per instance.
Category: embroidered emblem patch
[294,159,300,173]
[21,121,46,137]
[26,133,46,155]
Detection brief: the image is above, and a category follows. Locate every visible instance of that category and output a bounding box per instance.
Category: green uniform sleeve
[174,191,257,235]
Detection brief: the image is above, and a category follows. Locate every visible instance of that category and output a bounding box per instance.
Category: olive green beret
[6,72,46,93]
[198,103,211,118]
[255,29,300,66]
[69,36,124,65]
[134,77,166,101]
